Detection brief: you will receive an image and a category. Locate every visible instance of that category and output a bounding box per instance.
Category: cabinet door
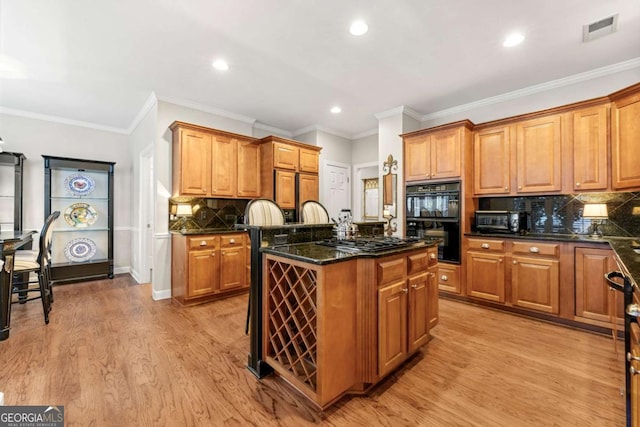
[466,251,505,302]
[299,148,319,173]
[404,136,430,182]
[219,246,246,292]
[573,106,609,191]
[179,129,212,196]
[298,173,319,207]
[511,256,559,314]
[437,263,460,294]
[575,247,620,325]
[188,249,218,298]
[631,323,640,427]
[211,135,236,197]
[237,139,260,198]
[427,266,439,330]
[275,170,296,209]
[408,273,429,353]
[612,93,640,189]
[378,281,408,377]
[473,126,511,195]
[515,115,562,193]
[273,143,299,170]
[430,128,461,179]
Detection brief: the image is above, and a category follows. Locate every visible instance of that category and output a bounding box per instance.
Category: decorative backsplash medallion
[479,192,640,237]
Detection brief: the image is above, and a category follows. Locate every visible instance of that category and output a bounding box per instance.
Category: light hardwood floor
[1,275,626,426]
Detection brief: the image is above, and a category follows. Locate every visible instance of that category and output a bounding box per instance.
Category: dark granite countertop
[261,238,441,265]
[170,228,243,235]
[465,231,613,244]
[607,239,640,288]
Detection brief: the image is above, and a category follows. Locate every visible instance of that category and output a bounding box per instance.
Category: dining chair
[243,199,285,335]
[300,200,330,224]
[12,211,60,324]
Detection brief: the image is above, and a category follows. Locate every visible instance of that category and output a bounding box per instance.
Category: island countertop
[260,238,442,265]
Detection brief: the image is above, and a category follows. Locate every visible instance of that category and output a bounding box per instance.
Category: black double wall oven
[405,181,461,263]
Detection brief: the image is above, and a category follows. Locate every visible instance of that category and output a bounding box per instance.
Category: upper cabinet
[515,115,562,193]
[403,121,472,183]
[572,105,609,191]
[473,126,511,195]
[170,121,261,199]
[611,84,640,190]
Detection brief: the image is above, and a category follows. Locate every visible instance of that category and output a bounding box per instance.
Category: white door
[323,162,351,221]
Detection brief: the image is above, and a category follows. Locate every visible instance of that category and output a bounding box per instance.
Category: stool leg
[38,272,50,324]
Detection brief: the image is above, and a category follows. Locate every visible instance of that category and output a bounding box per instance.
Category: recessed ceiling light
[212,59,229,71]
[330,106,342,114]
[503,32,525,47]
[349,20,368,36]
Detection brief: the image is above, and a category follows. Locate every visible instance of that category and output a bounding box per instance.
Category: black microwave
[475,210,528,233]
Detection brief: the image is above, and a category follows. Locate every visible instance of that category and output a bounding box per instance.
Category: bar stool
[12,211,60,324]
[300,200,330,224]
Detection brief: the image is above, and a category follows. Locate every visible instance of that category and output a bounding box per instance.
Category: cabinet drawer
[221,234,244,248]
[377,257,406,286]
[188,236,219,250]
[467,238,505,252]
[407,251,429,275]
[438,264,460,294]
[511,241,559,257]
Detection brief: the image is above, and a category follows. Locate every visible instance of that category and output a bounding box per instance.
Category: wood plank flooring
[0,275,625,426]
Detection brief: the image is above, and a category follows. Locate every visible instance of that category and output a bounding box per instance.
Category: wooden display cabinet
[0,151,26,232]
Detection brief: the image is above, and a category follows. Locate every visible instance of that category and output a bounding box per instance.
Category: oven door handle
[605,271,626,293]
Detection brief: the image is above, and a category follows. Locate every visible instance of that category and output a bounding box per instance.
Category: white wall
[0,113,131,272]
[351,133,378,165]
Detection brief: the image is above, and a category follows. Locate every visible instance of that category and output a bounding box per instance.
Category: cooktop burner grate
[317,236,421,253]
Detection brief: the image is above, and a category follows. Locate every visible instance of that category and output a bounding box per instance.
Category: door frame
[352,161,379,221]
[138,144,154,284]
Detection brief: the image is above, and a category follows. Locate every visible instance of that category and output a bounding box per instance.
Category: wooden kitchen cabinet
[611,85,640,190]
[438,263,461,294]
[427,265,439,330]
[298,173,319,207]
[575,247,623,328]
[275,170,296,209]
[403,121,472,182]
[515,115,562,193]
[299,147,319,173]
[631,323,640,427]
[172,232,249,306]
[378,279,409,376]
[170,121,261,198]
[466,238,506,303]
[511,241,559,314]
[273,142,299,170]
[572,105,609,191]
[473,125,511,195]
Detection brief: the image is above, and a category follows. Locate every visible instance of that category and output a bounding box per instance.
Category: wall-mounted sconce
[176,203,193,231]
[583,203,608,239]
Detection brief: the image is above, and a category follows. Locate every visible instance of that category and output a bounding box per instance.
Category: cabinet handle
[211,252,215,256]
[504,187,508,191]
[440,275,448,282]
[576,182,581,187]
[429,253,437,260]
[627,353,640,362]
[481,243,490,249]
[411,284,418,289]
[518,185,522,190]
[229,239,236,244]
[529,247,540,253]
[499,258,503,263]
[402,288,408,293]
[200,241,207,246]
[513,260,517,265]
[631,367,640,376]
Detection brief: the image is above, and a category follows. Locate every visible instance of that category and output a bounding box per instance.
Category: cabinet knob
[504,187,508,191]
[402,288,408,293]
[200,241,207,246]
[631,366,640,376]
[230,239,236,244]
[481,243,490,249]
[211,252,215,256]
[499,258,503,263]
[513,260,517,265]
[576,182,581,187]
[627,353,640,362]
[411,284,418,289]
[429,253,437,259]
[440,275,448,282]
[518,186,522,190]
[529,247,540,253]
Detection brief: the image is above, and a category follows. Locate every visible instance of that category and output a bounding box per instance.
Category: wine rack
[265,258,318,391]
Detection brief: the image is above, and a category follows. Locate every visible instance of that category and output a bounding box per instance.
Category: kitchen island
[260,238,440,409]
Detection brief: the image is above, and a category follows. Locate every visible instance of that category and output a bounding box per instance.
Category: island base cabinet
[378,281,409,376]
[263,254,357,409]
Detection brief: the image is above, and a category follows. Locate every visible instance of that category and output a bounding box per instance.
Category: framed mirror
[382,154,398,236]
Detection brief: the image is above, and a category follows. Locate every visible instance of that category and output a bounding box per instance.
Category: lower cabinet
[575,247,624,328]
[377,246,438,378]
[631,323,640,427]
[466,238,506,302]
[172,232,249,305]
[438,262,461,294]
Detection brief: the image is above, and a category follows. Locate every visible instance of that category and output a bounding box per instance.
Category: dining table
[0,230,35,341]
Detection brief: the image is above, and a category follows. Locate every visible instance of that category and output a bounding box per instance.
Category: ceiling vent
[583,14,618,42]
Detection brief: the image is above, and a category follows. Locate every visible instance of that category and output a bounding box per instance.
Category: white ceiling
[1,0,639,138]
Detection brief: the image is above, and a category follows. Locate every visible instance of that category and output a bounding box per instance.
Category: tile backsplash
[479,192,640,237]
[169,198,248,231]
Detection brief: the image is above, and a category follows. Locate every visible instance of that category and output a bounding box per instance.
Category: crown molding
[351,128,378,140]
[0,106,129,134]
[156,95,257,125]
[421,57,640,122]
[293,124,352,140]
[253,122,293,138]
[374,105,422,121]
[127,92,158,133]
